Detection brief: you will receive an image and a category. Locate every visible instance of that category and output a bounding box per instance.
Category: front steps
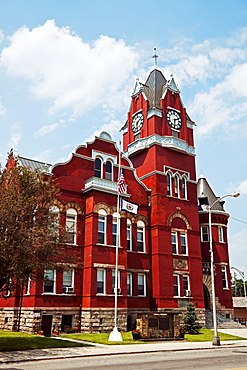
[205,310,244,329]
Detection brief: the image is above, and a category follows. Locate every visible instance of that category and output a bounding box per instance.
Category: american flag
[118,172,127,194]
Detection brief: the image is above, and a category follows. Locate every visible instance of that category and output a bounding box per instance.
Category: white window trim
[137,220,145,253]
[201,226,209,242]
[180,232,187,255]
[63,269,75,291]
[173,274,180,297]
[172,231,178,254]
[127,272,133,296]
[127,219,132,251]
[43,270,56,294]
[222,265,228,289]
[98,209,107,245]
[218,226,224,243]
[182,176,187,199]
[97,268,106,295]
[66,208,77,245]
[137,273,146,296]
[174,174,180,198]
[94,157,103,178]
[112,269,121,294]
[105,160,113,181]
[182,275,190,297]
[167,172,172,196]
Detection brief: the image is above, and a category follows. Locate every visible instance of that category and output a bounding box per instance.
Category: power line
[230,216,247,225]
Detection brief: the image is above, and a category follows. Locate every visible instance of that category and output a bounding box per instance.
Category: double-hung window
[97,269,106,294]
[63,270,74,293]
[172,231,178,254]
[94,158,102,178]
[174,175,180,198]
[44,270,56,293]
[49,205,60,243]
[167,173,172,196]
[105,160,113,181]
[173,275,179,297]
[127,272,132,296]
[180,232,187,255]
[137,273,146,296]
[222,266,228,289]
[98,209,107,244]
[66,208,77,244]
[218,226,224,243]
[182,177,187,199]
[112,212,119,246]
[127,219,132,251]
[112,270,120,294]
[201,226,209,242]
[137,221,145,252]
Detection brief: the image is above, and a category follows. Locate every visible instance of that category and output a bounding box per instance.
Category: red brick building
[0,66,234,337]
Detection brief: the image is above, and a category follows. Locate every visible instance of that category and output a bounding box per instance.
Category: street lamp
[208,192,240,346]
[231,266,247,309]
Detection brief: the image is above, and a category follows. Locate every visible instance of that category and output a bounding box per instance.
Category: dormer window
[94,158,102,178]
[105,160,113,181]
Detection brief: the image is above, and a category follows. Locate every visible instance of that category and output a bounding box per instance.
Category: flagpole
[108,141,123,342]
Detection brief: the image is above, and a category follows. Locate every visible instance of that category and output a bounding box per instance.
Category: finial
[153,47,158,67]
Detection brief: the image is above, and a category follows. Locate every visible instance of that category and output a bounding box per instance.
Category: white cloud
[0,96,6,115]
[33,149,53,163]
[7,123,21,149]
[35,122,59,137]
[1,20,139,118]
[234,179,247,195]
[0,30,4,44]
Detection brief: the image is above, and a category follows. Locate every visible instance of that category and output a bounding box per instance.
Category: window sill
[97,243,123,248]
[127,250,147,254]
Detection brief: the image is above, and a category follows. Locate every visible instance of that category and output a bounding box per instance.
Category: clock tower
[122,57,204,311]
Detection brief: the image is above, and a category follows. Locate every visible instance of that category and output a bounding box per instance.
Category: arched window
[49,206,60,242]
[167,172,172,196]
[182,177,187,199]
[174,175,180,198]
[94,157,102,178]
[127,219,132,251]
[105,160,113,181]
[137,220,145,252]
[112,212,120,246]
[66,208,77,244]
[98,209,107,244]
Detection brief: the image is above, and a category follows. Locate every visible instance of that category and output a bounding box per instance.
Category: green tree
[231,277,247,297]
[0,165,65,296]
[182,302,202,334]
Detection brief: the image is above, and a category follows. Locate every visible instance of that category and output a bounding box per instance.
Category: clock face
[166,109,182,130]
[132,112,144,133]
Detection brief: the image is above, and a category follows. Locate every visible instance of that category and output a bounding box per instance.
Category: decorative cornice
[125,134,195,157]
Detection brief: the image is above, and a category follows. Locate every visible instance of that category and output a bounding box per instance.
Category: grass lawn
[0,330,90,351]
[61,331,143,345]
[185,329,247,342]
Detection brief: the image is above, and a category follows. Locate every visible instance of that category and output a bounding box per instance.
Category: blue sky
[1,0,247,278]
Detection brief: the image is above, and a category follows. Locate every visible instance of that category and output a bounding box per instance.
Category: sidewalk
[1,332,247,365]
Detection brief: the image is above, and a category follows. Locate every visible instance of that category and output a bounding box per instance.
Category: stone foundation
[0,306,207,336]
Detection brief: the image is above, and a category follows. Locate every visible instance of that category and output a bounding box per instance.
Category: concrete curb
[1,341,247,364]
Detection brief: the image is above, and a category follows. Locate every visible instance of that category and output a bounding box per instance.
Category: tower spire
[153,47,158,67]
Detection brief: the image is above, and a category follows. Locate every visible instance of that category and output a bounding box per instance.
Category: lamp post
[231,266,247,309]
[208,192,240,346]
